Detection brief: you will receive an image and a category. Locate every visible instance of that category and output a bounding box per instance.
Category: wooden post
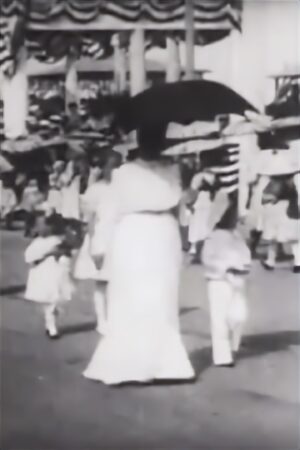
[185,0,195,80]
[129,28,146,96]
[166,34,181,82]
[112,33,127,93]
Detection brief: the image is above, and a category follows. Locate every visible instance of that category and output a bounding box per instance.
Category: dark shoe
[215,362,235,368]
[249,230,262,258]
[261,261,274,271]
[293,266,300,274]
[45,329,60,340]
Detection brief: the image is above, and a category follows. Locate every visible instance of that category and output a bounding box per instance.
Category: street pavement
[1,230,299,450]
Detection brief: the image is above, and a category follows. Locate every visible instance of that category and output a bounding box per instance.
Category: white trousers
[207,279,248,365]
[266,241,300,267]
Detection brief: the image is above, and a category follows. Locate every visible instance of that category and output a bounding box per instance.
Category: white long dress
[84,160,195,384]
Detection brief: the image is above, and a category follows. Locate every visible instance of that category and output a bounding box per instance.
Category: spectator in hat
[46,160,65,215]
[261,174,300,272]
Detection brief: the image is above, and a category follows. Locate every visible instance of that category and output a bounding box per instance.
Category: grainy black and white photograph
[0,1,299,449]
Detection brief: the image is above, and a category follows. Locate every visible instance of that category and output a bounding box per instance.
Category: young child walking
[73,150,122,335]
[24,214,74,338]
[202,199,251,367]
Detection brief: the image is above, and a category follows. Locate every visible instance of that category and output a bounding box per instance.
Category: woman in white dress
[73,151,122,334]
[84,130,195,385]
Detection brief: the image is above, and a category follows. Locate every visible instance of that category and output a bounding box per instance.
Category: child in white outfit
[202,200,251,367]
[24,215,74,338]
[73,150,122,335]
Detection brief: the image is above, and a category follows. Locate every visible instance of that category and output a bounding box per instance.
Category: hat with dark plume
[137,125,167,161]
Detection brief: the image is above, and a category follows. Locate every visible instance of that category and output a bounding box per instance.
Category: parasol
[117,80,258,132]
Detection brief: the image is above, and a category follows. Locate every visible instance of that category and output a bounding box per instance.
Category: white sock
[291,242,300,267]
[266,243,277,267]
[44,305,58,336]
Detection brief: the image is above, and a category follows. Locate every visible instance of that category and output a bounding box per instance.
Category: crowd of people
[1,130,299,386]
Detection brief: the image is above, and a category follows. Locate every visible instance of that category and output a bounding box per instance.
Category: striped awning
[1,1,241,29]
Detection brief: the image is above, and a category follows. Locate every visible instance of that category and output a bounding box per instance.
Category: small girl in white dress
[24,214,74,338]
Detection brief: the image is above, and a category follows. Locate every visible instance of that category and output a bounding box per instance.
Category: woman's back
[112,160,181,214]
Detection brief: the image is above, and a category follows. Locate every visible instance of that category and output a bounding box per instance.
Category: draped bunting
[1,0,241,28]
[0,19,14,75]
[0,1,242,73]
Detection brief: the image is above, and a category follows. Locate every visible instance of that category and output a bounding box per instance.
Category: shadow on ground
[60,320,97,336]
[0,285,26,296]
[241,330,300,358]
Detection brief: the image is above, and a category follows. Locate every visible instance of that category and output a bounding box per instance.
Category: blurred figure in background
[261,174,300,272]
[87,153,103,188]
[65,102,81,133]
[188,169,217,264]
[60,159,81,221]
[21,178,45,237]
[0,176,17,229]
[46,160,65,215]
[178,157,195,252]
[248,174,270,258]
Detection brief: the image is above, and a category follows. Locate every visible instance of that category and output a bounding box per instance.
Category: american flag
[0,18,14,75]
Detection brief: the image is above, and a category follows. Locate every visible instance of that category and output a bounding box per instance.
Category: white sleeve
[191,173,203,191]
[24,237,61,264]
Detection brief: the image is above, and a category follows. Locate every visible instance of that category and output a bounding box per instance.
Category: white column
[185,0,195,80]
[112,33,127,93]
[129,28,146,96]
[166,34,181,82]
[2,46,28,139]
[65,50,79,113]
